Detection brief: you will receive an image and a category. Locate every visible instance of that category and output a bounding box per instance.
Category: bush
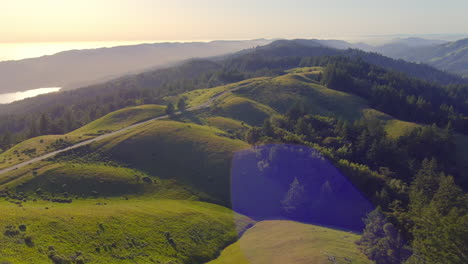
[24,235,34,247]
[18,224,27,232]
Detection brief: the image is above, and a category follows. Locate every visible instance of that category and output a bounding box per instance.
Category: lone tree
[281,177,308,219]
[177,97,187,112]
[166,102,175,116]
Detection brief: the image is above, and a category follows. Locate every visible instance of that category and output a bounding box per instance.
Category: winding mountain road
[0,86,239,176]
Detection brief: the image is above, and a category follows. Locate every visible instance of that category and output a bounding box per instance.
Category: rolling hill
[208,220,371,264]
[0,104,166,170]
[0,41,466,263]
[0,199,253,264]
[2,66,467,198]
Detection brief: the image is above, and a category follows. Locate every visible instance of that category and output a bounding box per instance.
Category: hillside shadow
[230,144,374,232]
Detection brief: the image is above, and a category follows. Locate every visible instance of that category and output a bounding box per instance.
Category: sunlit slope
[204,116,250,134]
[90,120,249,203]
[233,73,369,121]
[70,104,166,136]
[213,96,278,126]
[207,220,371,264]
[0,199,253,264]
[180,69,468,183]
[0,104,165,170]
[0,120,248,202]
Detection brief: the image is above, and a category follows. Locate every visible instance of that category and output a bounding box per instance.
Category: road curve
[0,86,239,176]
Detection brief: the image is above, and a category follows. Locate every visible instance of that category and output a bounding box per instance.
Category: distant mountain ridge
[0,39,272,93]
[399,38,468,78]
[247,39,466,84]
[281,37,467,79]
[355,38,468,78]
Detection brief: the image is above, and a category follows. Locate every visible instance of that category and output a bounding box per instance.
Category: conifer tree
[177,97,187,112]
[356,207,411,264]
[409,158,440,213]
[165,102,175,116]
[281,177,307,218]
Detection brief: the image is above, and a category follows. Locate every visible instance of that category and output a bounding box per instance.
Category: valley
[0,39,466,264]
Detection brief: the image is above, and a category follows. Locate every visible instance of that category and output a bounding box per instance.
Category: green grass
[0,199,253,264]
[384,120,423,139]
[11,163,150,196]
[232,69,370,121]
[286,66,323,74]
[0,135,68,170]
[213,96,278,126]
[0,105,166,170]
[167,78,269,108]
[208,220,371,264]
[0,161,206,202]
[204,116,251,132]
[70,105,165,136]
[0,119,248,203]
[86,120,249,204]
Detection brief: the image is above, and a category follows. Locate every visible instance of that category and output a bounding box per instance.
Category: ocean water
[0,87,61,104]
[0,40,203,62]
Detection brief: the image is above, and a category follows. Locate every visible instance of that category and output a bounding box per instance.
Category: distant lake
[0,87,61,104]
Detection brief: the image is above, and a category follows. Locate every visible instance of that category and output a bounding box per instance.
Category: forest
[0,41,467,151]
[245,103,467,264]
[0,40,466,263]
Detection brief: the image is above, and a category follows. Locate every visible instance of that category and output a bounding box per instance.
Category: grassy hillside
[232,70,371,121]
[0,199,253,264]
[208,220,371,264]
[0,104,165,170]
[213,96,278,126]
[204,116,250,134]
[79,120,249,204]
[0,119,249,203]
[70,105,165,136]
[0,135,70,170]
[5,162,150,196]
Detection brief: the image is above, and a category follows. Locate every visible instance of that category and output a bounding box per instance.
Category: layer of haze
[2,0,467,42]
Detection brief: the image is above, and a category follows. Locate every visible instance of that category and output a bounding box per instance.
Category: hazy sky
[2,0,468,42]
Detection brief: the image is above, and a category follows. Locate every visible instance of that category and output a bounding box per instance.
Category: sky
[1,0,468,43]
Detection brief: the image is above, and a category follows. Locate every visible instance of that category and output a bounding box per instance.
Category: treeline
[244,105,467,263]
[0,60,265,151]
[1,41,467,152]
[297,56,468,133]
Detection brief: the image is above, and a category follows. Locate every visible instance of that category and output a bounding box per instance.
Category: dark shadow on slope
[231,144,374,231]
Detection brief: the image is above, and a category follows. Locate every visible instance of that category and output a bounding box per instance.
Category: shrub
[24,235,34,247]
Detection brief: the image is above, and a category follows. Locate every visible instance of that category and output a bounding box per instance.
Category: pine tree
[262,119,275,138]
[356,208,411,264]
[430,175,464,215]
[295,117,310,137]
[409,158,440,213]
[177,97,187,112]
[408,206,468,264]
[286,103,305,122]
[366,140,380,168]
[165,103,175,116]
[39,114,51,135]
[281,177,308,219]
[245,127,262,145]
